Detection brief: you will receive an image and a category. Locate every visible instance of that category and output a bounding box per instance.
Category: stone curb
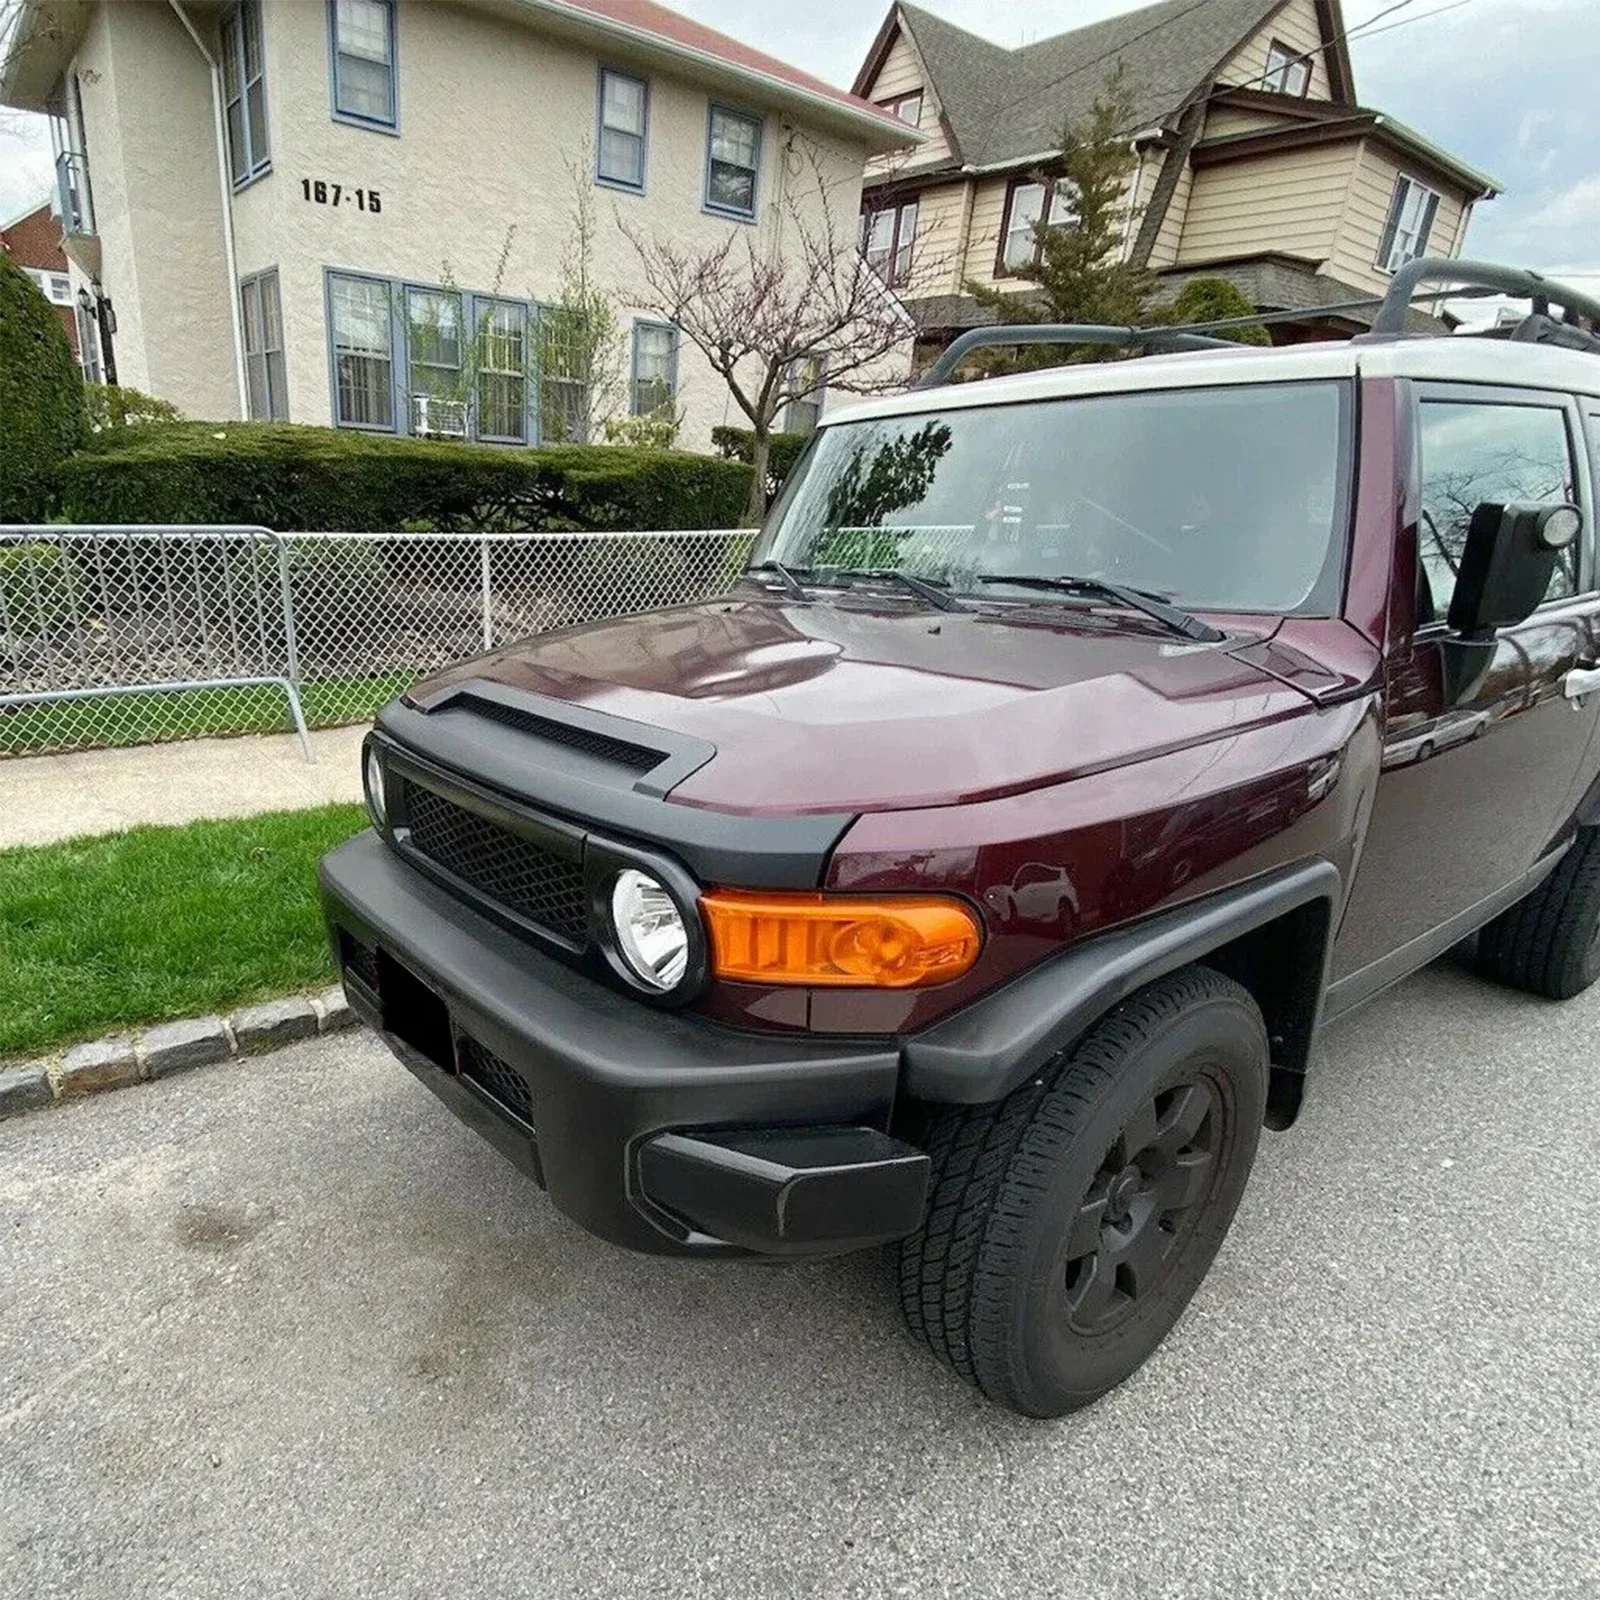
[0,987,360,1123]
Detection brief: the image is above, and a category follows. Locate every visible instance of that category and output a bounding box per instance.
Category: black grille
[339,931,380,993]
[459,1036,533,1123]
[401,780,589,943]
[461,696,662,774]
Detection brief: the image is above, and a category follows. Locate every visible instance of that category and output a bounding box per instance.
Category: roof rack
[916,323,1234,388]
[1369,257,1600,352]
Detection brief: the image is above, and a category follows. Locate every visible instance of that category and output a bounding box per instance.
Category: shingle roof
[897,0,1283,168]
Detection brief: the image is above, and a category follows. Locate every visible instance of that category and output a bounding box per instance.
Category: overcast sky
[3,0,1595,282]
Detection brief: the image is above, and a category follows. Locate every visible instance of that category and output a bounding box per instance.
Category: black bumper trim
[637,1128,930,1256]
[321,832,903,1257]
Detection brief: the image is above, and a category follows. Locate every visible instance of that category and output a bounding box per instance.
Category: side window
[705,106,761,220]
[328,273,394,429]
[1417,398,1579,624]
[240,269,287,420]
[221,0,270,185]
[597,69,647,192]
[329,0,397,129]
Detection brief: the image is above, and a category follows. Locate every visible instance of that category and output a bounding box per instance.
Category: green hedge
[85,383,184,430]
[711,426,810,505]
[0,256,89,521]
[0,542,74,633]
[54,421,753,532]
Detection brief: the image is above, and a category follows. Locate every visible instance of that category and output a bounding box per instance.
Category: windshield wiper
[974,574,1224,643]
[746,560,809,600]
[817,566,972,613]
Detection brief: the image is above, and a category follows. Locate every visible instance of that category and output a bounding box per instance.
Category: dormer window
[1263,41,1311,97]
[877,90,922,128]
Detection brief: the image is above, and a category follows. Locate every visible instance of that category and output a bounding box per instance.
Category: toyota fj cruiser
[320,260,1600,1416]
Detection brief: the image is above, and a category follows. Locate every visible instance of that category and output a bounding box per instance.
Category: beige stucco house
[0,0,918,447]
[854,0,1502,347]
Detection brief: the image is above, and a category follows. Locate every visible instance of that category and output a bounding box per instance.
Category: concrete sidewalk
[0,727,366,849]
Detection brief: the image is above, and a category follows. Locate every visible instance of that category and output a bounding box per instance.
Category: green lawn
[0,674,414,756]
[0,805,369,1058]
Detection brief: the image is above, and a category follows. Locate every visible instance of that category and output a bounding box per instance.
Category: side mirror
[1446,502,1582,639]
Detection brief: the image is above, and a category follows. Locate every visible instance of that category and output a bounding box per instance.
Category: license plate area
[376,947,453,1072]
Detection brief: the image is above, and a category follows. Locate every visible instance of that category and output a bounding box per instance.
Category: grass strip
[0,805,369,1058]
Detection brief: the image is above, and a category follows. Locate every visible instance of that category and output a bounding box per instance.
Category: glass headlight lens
[610,869,690,991]
[364,744,387,829]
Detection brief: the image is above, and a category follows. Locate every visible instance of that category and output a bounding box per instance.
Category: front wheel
[897,965,1268,1417]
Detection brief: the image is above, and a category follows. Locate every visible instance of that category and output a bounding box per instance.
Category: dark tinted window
[1418,400,1579,624]
[763,382,1350,614]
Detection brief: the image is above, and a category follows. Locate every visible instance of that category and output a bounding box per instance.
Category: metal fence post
[480,531,494,652]
[268,532,315,763]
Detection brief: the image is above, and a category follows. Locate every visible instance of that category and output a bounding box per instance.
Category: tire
[896,965,1268,1418]
[1475,827,1600,1001]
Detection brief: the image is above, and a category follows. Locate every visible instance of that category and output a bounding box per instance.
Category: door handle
[1565,667,1600,700]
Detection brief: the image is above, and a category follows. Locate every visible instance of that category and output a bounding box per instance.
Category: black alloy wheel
[896,964,1268,1417]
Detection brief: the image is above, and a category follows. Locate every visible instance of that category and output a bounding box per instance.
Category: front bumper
[319,833,928,1257]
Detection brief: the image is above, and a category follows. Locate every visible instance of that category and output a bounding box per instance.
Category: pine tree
[964,64,1155,361]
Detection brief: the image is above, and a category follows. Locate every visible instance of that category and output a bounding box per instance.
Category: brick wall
[1,202,79,357]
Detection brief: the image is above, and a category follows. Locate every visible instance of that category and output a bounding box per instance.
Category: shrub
[53,421,752,533]
[1165,277,1272,346]
[711,426,810,506]
[0,542,75,634]
[85,383,183,430]
[0,256,89,521]
[600,410,681,450]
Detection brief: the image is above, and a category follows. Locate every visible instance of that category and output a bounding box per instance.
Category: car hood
[406,595,1344,815]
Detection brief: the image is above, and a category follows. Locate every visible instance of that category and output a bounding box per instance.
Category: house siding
[901,179,969,298]
[1174,142,1361,266]
[863,27,954,172]
[1326,138,1469,294]
[1220,0,1334,100]
[1148,154,1195,269]
[57,0,893,447]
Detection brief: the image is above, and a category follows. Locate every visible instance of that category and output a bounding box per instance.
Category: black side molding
[902,860,1343,1106]
[637,1127,930,1255]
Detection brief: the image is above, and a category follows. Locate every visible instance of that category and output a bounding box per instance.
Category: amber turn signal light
[699,890,982,989]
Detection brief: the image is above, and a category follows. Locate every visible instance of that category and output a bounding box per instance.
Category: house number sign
[300,180,383,212]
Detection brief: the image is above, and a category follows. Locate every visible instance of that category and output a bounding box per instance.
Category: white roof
[829,337,1600,427]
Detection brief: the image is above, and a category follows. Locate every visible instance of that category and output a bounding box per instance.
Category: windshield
[757,381,1351,614]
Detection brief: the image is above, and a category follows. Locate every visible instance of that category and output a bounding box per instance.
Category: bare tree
[623,139,917,525]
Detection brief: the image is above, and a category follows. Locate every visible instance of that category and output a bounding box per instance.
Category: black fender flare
[901,859,1343,1122]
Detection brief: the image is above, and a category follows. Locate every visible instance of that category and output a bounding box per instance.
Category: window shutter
[1415,191,1440,260]
[1377,179,1408,270]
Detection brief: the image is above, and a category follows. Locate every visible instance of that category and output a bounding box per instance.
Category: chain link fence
[0,526,755,761]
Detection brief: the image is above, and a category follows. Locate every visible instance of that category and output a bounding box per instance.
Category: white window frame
[221,0,270,187]
[999,178,1078,275]
[862,200,919,289]
[596,67,648,193]
[630,320,678,417]
[328,0,398,131]
[240,267,288,420]
[475,298,530,444]
[704,104,762,221]
[328,271,397,431]
[1263,40,1311,97]
[1379,176,1442,275]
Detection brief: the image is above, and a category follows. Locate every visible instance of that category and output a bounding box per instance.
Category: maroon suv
[321,262,1600,1416]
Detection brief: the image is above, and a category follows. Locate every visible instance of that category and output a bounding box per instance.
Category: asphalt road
[3,962,1597,1600]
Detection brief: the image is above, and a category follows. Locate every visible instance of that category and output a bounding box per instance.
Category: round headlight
[364,744,387,829]
[610,869,690,992]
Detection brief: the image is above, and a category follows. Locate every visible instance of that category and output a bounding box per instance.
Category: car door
[1331,381,1600,1001]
